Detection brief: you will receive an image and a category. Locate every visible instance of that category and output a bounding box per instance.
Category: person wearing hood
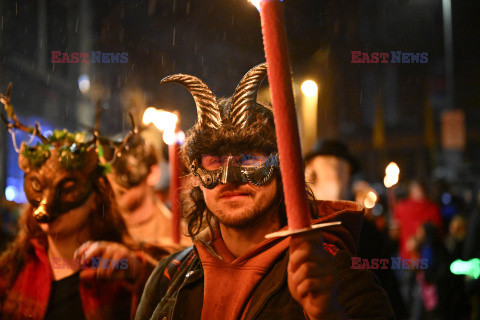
[135,63,393,320]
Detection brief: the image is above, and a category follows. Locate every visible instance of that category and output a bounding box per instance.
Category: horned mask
[160,63,280,189]
[102,129,159,190]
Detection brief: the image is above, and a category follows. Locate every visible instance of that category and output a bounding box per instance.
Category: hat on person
[304,139,360,175]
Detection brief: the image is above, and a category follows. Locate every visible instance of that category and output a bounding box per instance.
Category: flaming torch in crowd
[143,107,184,244]
[384,162,400,215]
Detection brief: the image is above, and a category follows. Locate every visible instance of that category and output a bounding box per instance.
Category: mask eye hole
[60,179,77,193]
[242,154,268,167]
[201,155,221,170]
[30,177,43,192]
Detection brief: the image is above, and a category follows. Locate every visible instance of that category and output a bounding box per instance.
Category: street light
[301,80,318,97]
[78,74,90,94]
[301,79,319,151]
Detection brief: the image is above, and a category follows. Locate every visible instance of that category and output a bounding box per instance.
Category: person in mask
[106,133,191,248]
[0,89,160,320]
[135,63,393,320]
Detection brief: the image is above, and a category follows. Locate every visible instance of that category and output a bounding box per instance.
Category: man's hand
[287,231,346,320]
[74,241,143,282]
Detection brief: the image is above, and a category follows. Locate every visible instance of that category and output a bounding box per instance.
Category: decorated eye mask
[159,63,280,189]
[190,153,279,189]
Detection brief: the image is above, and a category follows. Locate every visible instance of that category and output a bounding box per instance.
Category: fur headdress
[160,63,277,168]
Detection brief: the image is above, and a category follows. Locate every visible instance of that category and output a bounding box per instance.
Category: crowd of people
[303,137,479,320]
[0,63,478,319]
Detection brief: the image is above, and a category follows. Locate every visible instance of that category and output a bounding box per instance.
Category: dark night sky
[87,0,480,131]
[1,0,479,185]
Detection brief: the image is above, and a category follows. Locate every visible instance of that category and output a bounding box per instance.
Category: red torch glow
[255,0,311,230]
[144,108,182,244]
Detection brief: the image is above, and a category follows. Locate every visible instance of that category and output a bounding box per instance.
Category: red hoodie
[195,200,364,320]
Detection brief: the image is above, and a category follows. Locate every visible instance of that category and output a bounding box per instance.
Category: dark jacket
[136,201,394,320]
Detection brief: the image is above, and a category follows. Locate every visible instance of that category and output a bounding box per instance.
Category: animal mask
[1,84,103,223]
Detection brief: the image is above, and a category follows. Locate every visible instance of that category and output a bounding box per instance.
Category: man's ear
[146,164,161,186]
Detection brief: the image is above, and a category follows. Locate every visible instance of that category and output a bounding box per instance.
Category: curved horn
[161,74,221,129]
[230,63,268,128]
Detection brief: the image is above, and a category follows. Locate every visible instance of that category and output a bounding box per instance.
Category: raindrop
[186,1,190,14]
[172,28,176,46]
[15,2,18,15]
[359,91,363,104]
[75,18,79,33]
[231,14,235,26]
[172,0,176,12]
[194,43,198,55]
[131,63,135,71]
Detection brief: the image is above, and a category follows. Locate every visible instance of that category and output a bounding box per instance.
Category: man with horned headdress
[0,85,166,320]
[136,64,394,320]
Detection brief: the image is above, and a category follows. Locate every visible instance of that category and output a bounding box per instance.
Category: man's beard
[212,195,280,230]
[215,207,261,229]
